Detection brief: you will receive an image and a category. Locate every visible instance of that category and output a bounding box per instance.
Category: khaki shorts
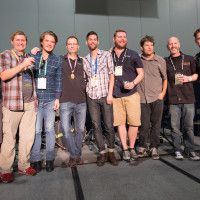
[113,92,141,127]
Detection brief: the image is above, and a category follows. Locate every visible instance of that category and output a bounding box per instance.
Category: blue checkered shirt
[30,51,63,103]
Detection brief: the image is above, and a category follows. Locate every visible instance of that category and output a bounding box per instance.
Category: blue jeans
[87,96,115,152]
[60,102,86,158]
[31,100,56,161]
[169,104,195,153]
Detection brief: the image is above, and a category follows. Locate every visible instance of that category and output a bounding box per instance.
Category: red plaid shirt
[0,49,36,111]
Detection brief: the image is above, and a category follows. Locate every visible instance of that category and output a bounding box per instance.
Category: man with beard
[84,31,118,166]
[165,37,200,160]
[59,36,86,167]
[111,29,144,162]
[31,31,63,172]
[137,35,167,160]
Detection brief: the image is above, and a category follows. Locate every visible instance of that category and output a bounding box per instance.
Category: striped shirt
[30,51,63,103]
[84,49,114,99]
[0,49,36,111]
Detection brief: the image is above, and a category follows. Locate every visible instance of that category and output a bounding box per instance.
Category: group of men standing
[0,28,200,183]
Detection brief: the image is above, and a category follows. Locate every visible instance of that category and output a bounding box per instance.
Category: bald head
[167,37,181,57]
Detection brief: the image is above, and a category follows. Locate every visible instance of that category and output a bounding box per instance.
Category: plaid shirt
[30,51,63,103]
[0,49,36,111]
[84,49,114,99]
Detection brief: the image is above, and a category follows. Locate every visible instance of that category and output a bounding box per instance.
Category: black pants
[139,99,163,149]
[87,96,115,152]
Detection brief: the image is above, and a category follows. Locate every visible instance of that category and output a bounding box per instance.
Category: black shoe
[32,161,42,173]
[46,160,54,172]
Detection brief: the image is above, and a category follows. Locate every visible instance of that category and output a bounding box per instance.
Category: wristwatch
[133,81,137,86]
[188,76,192,82]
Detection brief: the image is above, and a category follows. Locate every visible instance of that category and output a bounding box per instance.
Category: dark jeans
[139,99,164,149]
[87,96,115,152]
[169,104,195,153]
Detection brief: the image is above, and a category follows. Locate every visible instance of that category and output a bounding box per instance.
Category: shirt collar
[64,54,81,61]
[85,49,102,61]
[141,53,158,61]
[12,48,26,58]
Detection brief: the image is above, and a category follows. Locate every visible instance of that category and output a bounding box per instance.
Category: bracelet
[188,76,192,82]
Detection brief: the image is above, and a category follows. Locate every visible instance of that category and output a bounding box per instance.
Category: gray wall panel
[0,0,38,52]
[0,0,199,57]
[75,14,110,56]
[169,0,198,56]
[36,0,75,55]
[140,0,171,57]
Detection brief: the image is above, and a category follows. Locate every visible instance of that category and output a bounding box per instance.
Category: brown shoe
[97,153,107,166]
[108,152,118,165]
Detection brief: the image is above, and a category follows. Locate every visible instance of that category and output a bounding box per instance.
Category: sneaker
[76,157,84,165]
[151,148,160,160]
[129,149,139,161]
[18,166,37,176]
[188,152,200,161]
[123,150,130,162]
[68,158,77,168]
[175,151,184,160]
[138,147,147,157]
[1,173,14,183]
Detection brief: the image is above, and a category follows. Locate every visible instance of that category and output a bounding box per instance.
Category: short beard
[115,42,126,49]
[89,46,97,51]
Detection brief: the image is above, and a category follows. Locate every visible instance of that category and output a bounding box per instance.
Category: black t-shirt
[165,53,197,104]
[59,55,86,103]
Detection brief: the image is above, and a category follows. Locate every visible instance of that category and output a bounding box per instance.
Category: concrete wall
[0,0,199,57]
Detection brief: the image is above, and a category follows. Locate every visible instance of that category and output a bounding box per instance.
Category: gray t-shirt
[22,69,34,103]
[137,54,167,104]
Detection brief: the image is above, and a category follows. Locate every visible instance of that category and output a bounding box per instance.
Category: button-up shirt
[137,54,167,103]
[0,49,36,111]
[84,49,114,99]
[165,53,196,104]
[30,51,63,103]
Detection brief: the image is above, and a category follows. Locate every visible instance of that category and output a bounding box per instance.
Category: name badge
[91,76,98,88]
[115,66,123,76]
[23,75,32,87]
[38,77,47,89]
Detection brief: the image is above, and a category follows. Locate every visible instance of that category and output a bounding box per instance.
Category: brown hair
[11,30,27,41]
[40,31,58,47]
[113,29,127,38]
[86,31,98,40]
[193,29,200,38]
[66,36,79,45]
[140,35,155,47]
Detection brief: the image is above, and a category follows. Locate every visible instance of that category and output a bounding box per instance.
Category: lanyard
[39,55,47,76]
[169,54,184,71]
[90,54,97,77]
[67,55,77,73]
[113,48,127,66]
[11,49,27,63]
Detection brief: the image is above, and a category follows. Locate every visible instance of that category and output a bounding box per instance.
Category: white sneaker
[188,152,200,161]
[175,151,184,160]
